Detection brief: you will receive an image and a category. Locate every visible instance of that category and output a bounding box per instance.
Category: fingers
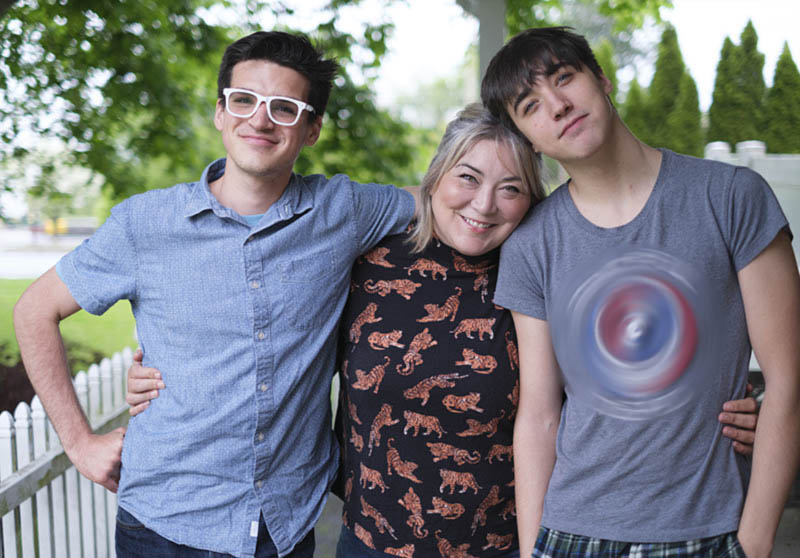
[718,410,757,430]
[129,401,150,417]
[133,348,143,363]
[731,440,753,457]
[721,397,758,414]
[722,424,756,446]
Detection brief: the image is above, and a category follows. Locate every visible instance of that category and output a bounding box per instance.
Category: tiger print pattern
[338,232,518,556]
[416,287,462,323]
[455,348,498,375]
[427,496,465,520]
[364,279,422,300]
[396,328,438,376]
[505,331,519,372]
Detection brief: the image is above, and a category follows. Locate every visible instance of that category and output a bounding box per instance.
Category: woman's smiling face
[431,139,532,256]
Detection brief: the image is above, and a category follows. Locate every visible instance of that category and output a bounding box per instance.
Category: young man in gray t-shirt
[481,27,800,558]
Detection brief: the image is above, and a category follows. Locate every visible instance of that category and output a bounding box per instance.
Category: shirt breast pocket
[277,250,344,330]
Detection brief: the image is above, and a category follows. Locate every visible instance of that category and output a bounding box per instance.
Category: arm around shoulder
[512,311,564,558]
[13,267,125,492]
[736,230,800,557]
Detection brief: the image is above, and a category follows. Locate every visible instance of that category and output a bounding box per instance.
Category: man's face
[506,64,613,164]
[214,59,321,182]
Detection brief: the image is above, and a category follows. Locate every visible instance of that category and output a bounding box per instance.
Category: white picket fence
[0,347,133,558]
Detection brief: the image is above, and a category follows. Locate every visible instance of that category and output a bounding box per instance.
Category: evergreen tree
[645,25,685,146]
[763,42,800,153]
[707,21,767,146]
[664,72,703,156]
[594,39,619,105]
[623,78,649,140]
[707,37,743,144]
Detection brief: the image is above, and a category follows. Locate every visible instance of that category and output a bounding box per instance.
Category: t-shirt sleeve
[56,201,137,315]
[493,227,548,320]
[725,167,791,271]
[348,180,415,254]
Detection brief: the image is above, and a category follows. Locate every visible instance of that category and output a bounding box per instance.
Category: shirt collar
[183,159,314,222]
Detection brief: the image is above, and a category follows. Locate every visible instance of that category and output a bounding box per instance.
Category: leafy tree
[644,25,685,146]
[763,42,800,153]
[623,77,649,140]
[664,71,702,156]
[707,21,766,146]
[593,38,618,105]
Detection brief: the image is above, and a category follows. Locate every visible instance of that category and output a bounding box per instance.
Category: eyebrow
[511,60,573,114]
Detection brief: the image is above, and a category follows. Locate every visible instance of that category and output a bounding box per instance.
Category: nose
[248,100,275,129]
[472,185,496,214]
[548,91,572,120]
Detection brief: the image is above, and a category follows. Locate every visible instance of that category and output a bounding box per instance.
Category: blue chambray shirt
[56,159,415,557]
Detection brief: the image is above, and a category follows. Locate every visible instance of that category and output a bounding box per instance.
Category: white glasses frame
[222,87,315,126]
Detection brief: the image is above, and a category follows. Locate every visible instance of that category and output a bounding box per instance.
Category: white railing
[0,347,133,558]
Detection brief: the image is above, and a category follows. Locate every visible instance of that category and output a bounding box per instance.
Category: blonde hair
[407,103,545,253]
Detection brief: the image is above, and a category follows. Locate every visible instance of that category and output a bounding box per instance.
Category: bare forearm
[514,411,558,558]
[738,387,800,557]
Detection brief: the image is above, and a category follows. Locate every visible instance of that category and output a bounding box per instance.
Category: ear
[599,71,613,96]
[214,100,225,132]
[304,115,323,146]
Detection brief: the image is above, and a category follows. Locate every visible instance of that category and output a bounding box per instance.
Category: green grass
[1,278,137,374]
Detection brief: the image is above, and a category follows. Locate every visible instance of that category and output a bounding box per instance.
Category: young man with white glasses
[14,31,414,558]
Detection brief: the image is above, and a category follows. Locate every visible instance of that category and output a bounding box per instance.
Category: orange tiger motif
[482,533,514,551]
[485,444,513,463]
[386,438,423,483]
[398,486,428,539]
[451,318,496,340]
[471,485,504,535]
[455,348,497,374]
[439,469,481,495]
[361,496,398,539]
[368,403,399,455]
[353,356,391,394]
[406,258,448,280]
[350,426,364,452]
[501,498,516,520]
[350,302,382,343]
[403,411,446,438]
[434,530,478,558]
[505,331,519,372]
[416,287,462,323]
[403,373,467,406]
[396,328,438,375]
[349,399,362,425]
[368,329,405,351]
[385,544,415,557]
[360,462,388,493]
[473,272,490,303]
[364,246,395,268]
[452,252,494,274]
[457,410,506,438]
[345,471,354,499]
[364,279,422,300]
[427,496,465,520]
[426,442,481,465]
[354,523,376,549]
[442,392,484,414]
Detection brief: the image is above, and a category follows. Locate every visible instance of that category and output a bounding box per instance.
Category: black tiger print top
[336,230,519,557]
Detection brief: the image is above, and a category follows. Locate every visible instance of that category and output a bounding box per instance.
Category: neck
[560,121,663,228]
[209,164,292,216]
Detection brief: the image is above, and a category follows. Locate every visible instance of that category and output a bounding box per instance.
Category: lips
[461,215,494,230]
[559,114,587,138]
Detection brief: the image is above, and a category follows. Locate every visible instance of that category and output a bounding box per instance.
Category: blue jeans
[116,506,314,558]
[335,523,520,558]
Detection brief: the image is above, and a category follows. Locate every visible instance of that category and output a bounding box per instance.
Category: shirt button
[260,383,267,392]
[258,432,265,442]
[250,281,260,289]
[257,331,265,340]
[256,480,263,490]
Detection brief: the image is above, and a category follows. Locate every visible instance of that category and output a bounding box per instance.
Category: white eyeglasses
[222,88,315,126]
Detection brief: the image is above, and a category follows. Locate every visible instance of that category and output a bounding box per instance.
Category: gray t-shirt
[494,149,790,542]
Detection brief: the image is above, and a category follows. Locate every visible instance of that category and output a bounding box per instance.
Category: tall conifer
[623,78,649,141]
[645,25,685,146]
[665,72,703,156]
[763,42,800,153]
[707,37,742,144]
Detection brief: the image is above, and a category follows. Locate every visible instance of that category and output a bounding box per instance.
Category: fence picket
[74,373,96,558]
[46,420,69,556]
[1,410,19,558]
[14,403,36,558]
[31,398,52,558]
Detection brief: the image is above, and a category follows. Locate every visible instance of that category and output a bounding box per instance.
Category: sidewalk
[0,225,86,278]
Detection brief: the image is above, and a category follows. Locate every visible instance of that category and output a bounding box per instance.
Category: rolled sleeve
[348,179,415,254]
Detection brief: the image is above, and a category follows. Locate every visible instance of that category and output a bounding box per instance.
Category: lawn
[0,278,137,373]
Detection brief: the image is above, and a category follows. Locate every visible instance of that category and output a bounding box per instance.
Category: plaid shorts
[532,527,746,558]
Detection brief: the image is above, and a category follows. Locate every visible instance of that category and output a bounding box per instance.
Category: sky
[368,0,799,111]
